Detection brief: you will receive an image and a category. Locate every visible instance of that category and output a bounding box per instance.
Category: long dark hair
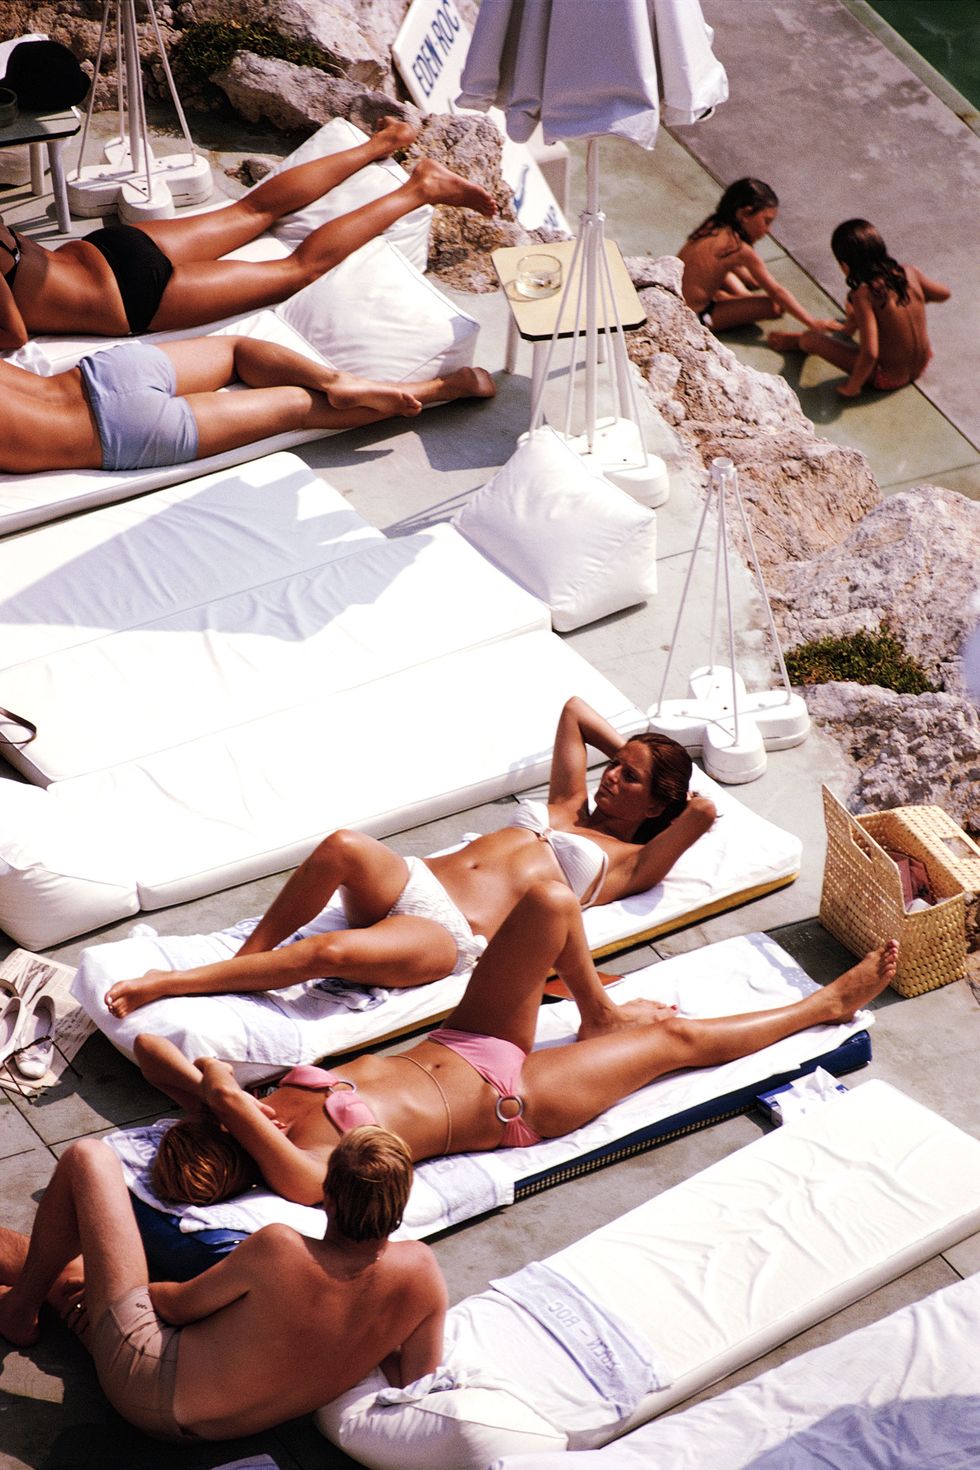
[830,219,909,305]
[690,178,778,244]
[625,732,693,844]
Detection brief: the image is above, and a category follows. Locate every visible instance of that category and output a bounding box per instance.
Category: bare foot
[0,1285,40,1348]
[412,158,497,217]
[577,996,677,1040]
[439,366,497,403]
[767,330,802,351]
[371,115,418,155]
[325,373,422,416]
[105,970,172,1018]
[824,940,899,1021]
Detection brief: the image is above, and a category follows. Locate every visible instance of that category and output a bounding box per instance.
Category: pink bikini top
[279,1064,378,1133]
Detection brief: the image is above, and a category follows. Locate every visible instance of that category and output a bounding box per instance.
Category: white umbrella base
[68,143,212,218]
[649,667,810,784]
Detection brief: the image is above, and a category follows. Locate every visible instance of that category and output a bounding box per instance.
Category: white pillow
[454,428,658,631]
[260,117,432,273]
[275,236,480,381]
[316,1367,567,1470]
[0,781,137,948]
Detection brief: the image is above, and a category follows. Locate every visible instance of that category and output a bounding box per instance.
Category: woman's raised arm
[134,1033,207,1112]
[548,696,628,808]
[623,793,717,894]
[198,1059,332,1205]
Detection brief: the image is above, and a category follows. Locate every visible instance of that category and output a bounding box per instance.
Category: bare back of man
[0,360,101,471]
[0,1129,446,1442]
[163,1222,444,1437]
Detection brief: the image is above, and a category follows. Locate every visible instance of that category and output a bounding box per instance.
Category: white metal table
[0,107,81,232]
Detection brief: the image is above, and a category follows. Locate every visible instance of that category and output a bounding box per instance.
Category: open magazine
[0,948,92,1097]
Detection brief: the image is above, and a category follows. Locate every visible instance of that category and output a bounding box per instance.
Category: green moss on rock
[785,624,937,695]
[174,21,340,81]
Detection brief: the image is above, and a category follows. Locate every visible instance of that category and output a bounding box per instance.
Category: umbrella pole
[549,138,664,505]
[584,139,600,451]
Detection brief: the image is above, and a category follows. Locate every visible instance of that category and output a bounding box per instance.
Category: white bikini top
[510,799,609,908]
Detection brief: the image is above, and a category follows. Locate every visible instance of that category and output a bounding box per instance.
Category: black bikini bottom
[85,224,174,335]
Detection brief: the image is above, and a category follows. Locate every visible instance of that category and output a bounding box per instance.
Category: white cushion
[0,781,138,948]
[260,116,432,273]
[454,429,658,631]
[275,236,479,381]
[318,1083,980,1468]
[318,1368,567,1470]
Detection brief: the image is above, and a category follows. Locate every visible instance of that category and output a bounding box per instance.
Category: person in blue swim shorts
[0,336,496,473]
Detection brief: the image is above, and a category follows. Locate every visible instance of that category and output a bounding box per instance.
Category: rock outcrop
[773,488,980,695]
[624,257,880,577]
[211,50,418,135]
[803,683,980,834]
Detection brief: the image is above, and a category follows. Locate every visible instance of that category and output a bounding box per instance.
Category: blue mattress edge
[513,1030,873,1200]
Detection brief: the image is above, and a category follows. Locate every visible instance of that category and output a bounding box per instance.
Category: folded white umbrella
[459,0,728,495]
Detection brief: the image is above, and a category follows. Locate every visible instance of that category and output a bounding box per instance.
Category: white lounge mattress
[491,1271,980,1469]
[0,453,646,946]
[317,1081,980,1468]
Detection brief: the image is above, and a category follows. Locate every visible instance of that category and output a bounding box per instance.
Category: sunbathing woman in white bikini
[104,697,718,1017]
[0,117,495,351]
[135,888,899,1208]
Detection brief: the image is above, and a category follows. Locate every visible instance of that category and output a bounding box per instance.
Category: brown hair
[830,218,909,306]
[625,731,693,844]
[150,1116,260,1206]
[690,177,779,244]
[326,1126,413,1242]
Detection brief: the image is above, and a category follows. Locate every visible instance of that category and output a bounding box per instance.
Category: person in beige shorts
[0,1126,446,1441]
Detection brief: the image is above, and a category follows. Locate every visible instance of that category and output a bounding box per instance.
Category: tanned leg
[144,156,497,332]
[104,830,465,1017]
[523,941,899,1137]
[768,329,859,374]
[134,116,419,264]
[0,1140,147,1348]
[445,882,677,1052]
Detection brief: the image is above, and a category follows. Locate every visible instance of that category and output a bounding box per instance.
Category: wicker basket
[820,786,980,998]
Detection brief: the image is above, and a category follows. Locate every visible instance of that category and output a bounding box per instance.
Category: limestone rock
[626,262,801,430]
[188,0,404,90]
[212,52,364,132]
[624,258,880,575]
[408,113,532,292]
[775,488,980,691]
[803,682,980,837]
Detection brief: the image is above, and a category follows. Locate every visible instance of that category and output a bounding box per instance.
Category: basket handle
[821,786,906,901]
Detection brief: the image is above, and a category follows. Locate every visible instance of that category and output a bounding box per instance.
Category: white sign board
[393,0,569,234]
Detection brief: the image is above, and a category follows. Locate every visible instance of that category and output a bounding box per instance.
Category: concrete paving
[0,2,978,1464]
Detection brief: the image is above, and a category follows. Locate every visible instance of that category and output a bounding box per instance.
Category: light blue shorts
[79,342,199,471]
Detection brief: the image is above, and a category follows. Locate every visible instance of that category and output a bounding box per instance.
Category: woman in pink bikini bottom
[138,884,898,1213]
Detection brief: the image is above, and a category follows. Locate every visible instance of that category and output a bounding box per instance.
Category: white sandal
[0,995,23,1063]
[13,994,55,1080]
